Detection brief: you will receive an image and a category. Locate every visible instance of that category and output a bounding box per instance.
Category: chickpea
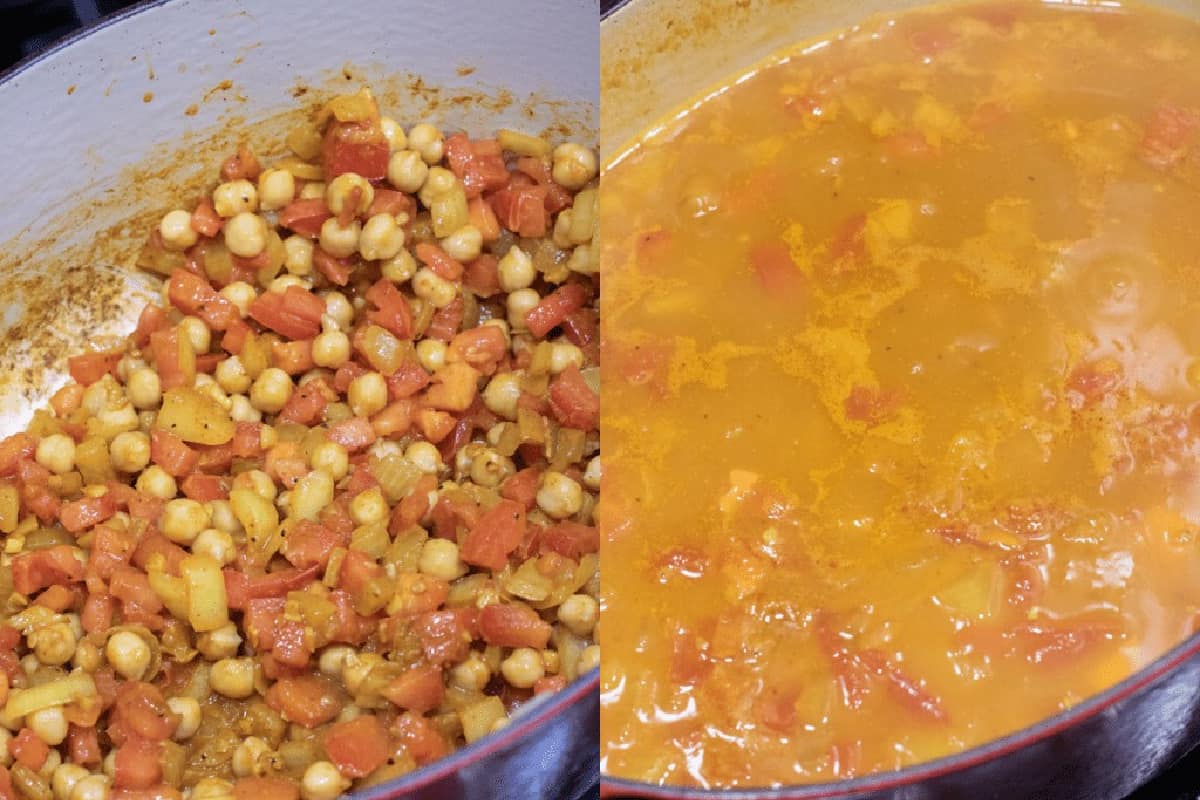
[411,267,457,309]
[219,281,257,317]
[35,434,75,475]
[578,644,600,673]
[558,594,599,636]
[500,647,545,689]
[159,209,198,251]
[442,224,482,262]
[257,168,296,211]
[310,441,349,481]
[224,212,268,258]
[250,368,294,414]
[197,623,242,661]
[536,471,583,519]
[381,249,418,283]
[379,117,406,151]
[312,330,350,369]
[415,339,447,373]
[551,143,598,190]
[347,372,388,418]
[126,367,162,410]
[283,235,314,276]
[325,172,374,218]
[482,372,522,421]
[212,179,258,217]
[210,658,255,698]
[408,123,445,164]
[192,528,236,565]
[359,213,405,261]
[109,431,151,473]
[497,245,535,292]
[506,288,540,330]
[161,498,210,545]
[168,696,202,740]
[318,218,361,259]
[301,761,350,800]
[349,487,387,526]
[387,149,429,193]
[178,316,211,354]
[405,441,442,474]
[215,356,251,395]
[28,706,67,746]
[135,465,176,499]
[106,630,151,681]
[418,538,467,581]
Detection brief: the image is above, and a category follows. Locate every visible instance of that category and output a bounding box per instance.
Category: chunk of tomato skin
[180,473,228,502]
[148,328,194,391]
[479,603,552,649]
[114,682,176,741]
[232,778,298,800]
[68,351,123,386]
[113,738,163,790]
[386,362,432,399]
[277,198,332,238]
[167,268,238,331]
[276,380,330,426]
[500,468,541,510]
[81,593,115,635]
[322,716,392,778]
[58,492,117,534]
[367,188,415,219]
[132,305,170,348]
[525,283,589,339]
[190,199,223,237]
[447,325,507,370]
[248,286,325,340]
[468,197,501,243]
[383,665,445,714]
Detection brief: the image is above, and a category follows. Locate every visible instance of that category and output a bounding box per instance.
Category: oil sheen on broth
[601,1,1200,788]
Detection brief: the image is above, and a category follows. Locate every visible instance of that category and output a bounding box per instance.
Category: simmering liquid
[601,1,1200,787]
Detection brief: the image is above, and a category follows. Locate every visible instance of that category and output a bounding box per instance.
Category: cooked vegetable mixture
[602,0,1200,789]
[0,86,598,800]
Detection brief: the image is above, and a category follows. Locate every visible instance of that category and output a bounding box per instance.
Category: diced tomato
[68,350,122,386]
[132,304,169,347]
[270,619,315,667]
[34,583,78,612]
[323,716,391,778]
[89,524,137,581]
[232,778,298,800]
[312,247,354,286]
[327,416,377,452]
[425,296,465,343]
[221,318,252,355]
[489,184,549,237]
[167,268,238,331]
[844,385,903,427]
[547,364,599,431]
[150,429,199,477]
[415,408,456,443]
[68,724,102,766]
[414,242,464,281]
[281,520,347,569]
[191,200,223,237]
[371,400,414,439]
[114,737,162,789]
[367,188,416,219]
[82,593,115,635]
[525,283,589,338]
[749,240,804,294]
[412,609,475,665]
[387,362,431,399]
[114,682,175,741]
[180,473,228,501]
[479,603,552,649]
[462,253,501,298]
[59,493,118,534]
[468,197,501,243]
[231,422,264,458]
[249,286,325,340]
[322,121,389,181]
[277,379,331,426]
[277,198,332,238]
[539,521,600,559]
[220,144,261,181]
[223,564,321,610]
[447,325,507,371]
[131,533,188,576]
[148,328,194,390]
[12,545,85,594]
[0,765,14,800]
[365,278,414,339]
[0,435,34,478]
[857,649,948,722]
[1065,359,1123,409]
[459,499,525,571]
[383,665,445,713]
[391,713,450,766]
[264,441,308,488]
[500,468,541,510]
[10,728,48,770]
[1142,103,1200,168]
[270,339,313,376]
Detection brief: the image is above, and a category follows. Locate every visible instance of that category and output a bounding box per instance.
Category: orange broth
[600,0,1200,787]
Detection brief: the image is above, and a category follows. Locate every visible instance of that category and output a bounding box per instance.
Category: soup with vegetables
[602,0,1200,788]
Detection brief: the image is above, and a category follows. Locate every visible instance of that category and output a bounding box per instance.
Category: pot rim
[598,0,1200,796]
[1,1,601,796]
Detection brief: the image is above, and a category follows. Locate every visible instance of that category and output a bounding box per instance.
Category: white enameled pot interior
[0,0,598,436]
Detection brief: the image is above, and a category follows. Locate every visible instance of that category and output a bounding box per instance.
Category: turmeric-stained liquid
[601,1,1200,788]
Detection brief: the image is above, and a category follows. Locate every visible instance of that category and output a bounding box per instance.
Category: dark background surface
[0,1,1195,799]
